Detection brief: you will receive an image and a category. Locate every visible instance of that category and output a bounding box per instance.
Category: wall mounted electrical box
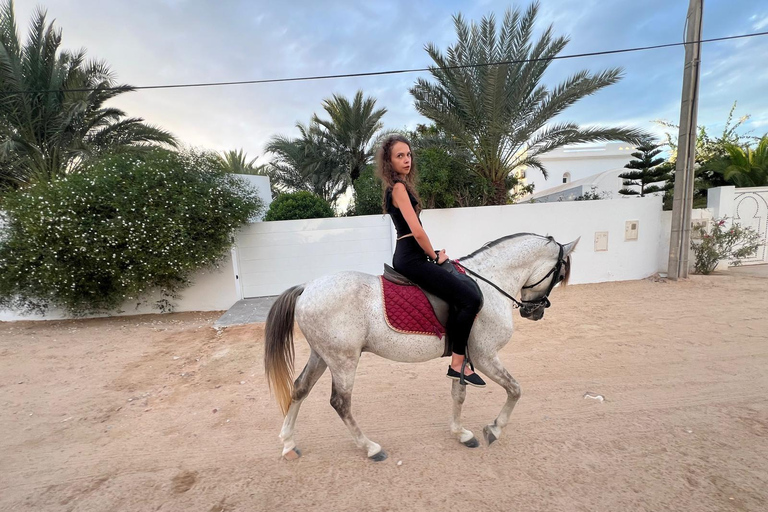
[690,219,709,240]
[625,220,639,241]
[594,231,609,251]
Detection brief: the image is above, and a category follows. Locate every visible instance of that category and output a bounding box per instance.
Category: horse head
[519,237,579,321]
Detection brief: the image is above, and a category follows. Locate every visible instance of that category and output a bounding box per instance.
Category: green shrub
[416,145,494,207]
[264,191,334,221]
[350,165,383,216]
[691,217,762,274]
[0,149,263,315]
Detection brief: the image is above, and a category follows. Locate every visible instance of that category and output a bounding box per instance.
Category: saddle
[381,261,484,357]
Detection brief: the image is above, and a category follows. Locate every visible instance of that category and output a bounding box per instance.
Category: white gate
[733,187,768,264]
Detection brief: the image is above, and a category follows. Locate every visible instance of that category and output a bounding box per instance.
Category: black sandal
[446,366,486,387]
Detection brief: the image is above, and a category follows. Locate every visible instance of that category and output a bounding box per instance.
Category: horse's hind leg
[451,380,479,447]
[474,355,522,445]
[327,356,386,461]
[279,349,327,459]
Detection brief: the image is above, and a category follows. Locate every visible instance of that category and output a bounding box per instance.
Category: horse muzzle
[519,303,546,321]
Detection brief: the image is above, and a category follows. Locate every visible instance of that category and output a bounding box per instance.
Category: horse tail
[264,285,305,416]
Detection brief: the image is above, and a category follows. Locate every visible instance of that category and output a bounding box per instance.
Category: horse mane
[459,232,555,260]
[561,255,572,287]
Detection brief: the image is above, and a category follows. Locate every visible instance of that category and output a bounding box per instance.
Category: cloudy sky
[13,0,768,161]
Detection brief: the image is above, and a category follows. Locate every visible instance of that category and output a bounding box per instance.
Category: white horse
[264,233,578,461]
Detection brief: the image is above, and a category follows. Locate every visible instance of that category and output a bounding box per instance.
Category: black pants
[393,238,482,356]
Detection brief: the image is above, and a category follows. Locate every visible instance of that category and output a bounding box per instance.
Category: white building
[520,142,636,196]
[527,168,625,203]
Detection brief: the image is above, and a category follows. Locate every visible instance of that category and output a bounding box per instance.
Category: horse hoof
[369,450,388,462]
[462,437,480,448]
[283,447,302,460]
[483,426,498,445]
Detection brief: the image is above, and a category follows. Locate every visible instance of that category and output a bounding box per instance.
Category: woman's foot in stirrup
[446,365,486,387]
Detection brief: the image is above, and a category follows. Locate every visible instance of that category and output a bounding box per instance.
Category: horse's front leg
[475,355,522,445]
[327,356,387,461]
[450,380,479,447]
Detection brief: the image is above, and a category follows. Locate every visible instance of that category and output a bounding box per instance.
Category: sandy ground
[1,268,767,512]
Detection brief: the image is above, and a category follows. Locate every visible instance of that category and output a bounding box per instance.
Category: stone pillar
[707,186,735,220]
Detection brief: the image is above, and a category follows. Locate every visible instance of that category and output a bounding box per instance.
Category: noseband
[457,240,567,315]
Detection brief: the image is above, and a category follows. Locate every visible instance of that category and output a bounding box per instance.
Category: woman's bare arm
[392,183,448,263]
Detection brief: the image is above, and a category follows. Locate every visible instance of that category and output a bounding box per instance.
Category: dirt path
[1,269,767,512]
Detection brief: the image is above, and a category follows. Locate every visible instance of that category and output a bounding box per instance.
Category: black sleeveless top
[385,184,421,238]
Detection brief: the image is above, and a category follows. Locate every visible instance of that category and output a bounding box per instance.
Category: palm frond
[0,1,174,185]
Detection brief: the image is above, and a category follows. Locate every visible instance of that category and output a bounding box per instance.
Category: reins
[456,242,566,314]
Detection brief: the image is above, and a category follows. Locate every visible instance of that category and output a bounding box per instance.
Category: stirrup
[446,360,486,388]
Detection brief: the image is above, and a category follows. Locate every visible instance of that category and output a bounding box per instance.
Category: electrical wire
[2,29,767,95]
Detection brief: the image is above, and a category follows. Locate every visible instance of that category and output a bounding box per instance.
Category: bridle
[457,240,567,316]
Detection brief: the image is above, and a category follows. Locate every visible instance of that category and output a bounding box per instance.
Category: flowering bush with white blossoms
[0,149,263,315]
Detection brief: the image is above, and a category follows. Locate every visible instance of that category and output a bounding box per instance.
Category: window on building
[562,172,571,184]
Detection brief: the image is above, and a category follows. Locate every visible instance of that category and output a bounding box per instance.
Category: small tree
[265,122,349,206]
[349,165,383,216]
[312,90,387,183]
[619,142,672,197]
[409,125,494,207]
[264,191,334,221]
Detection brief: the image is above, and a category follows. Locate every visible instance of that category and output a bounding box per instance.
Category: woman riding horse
[264,136,578,460]
[378,134,485,387]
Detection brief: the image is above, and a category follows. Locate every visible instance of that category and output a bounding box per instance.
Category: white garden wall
[420,196,664,285]
[0,253,240,322]
[234,215,393,298]
[234,195,665,297]
[3,195,678,321]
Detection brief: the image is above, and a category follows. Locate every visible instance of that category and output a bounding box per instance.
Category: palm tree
[312,90,386,183]
[218,149,267,175]
[265,122,349,206]
[0,1,176,189]
[722,136,768,187]
[410,2,648,204]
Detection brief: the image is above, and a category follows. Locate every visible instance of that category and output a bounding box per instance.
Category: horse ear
[563,237,580,256]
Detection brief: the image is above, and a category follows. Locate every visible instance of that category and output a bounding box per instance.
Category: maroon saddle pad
[379,276,445,338]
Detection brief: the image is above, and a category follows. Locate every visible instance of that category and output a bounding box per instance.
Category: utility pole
[667,0,704,280]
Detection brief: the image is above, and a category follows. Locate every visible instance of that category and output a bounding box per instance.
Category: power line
[4,30,768,95]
